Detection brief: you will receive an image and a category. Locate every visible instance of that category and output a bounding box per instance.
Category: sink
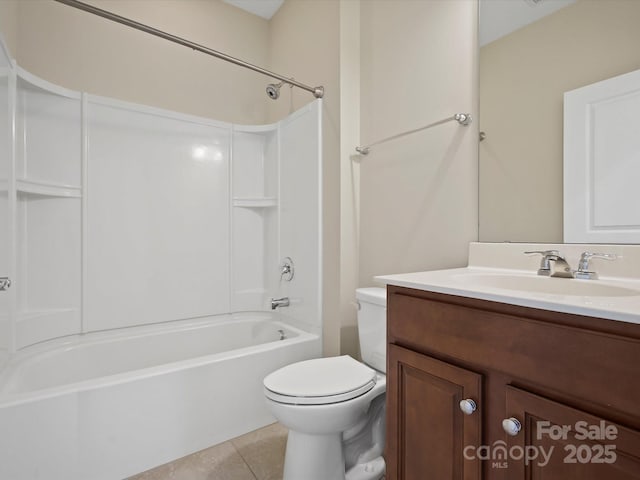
[452,273,640,297]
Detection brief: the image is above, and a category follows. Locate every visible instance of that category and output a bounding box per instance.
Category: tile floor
[128,422,288,480]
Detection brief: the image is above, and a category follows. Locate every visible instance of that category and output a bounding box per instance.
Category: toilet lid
[264,355,377,405]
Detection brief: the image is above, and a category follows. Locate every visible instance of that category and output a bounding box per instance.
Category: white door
[564,68,640,243]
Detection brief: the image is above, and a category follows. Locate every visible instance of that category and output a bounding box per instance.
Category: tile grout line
[230,439,260,480]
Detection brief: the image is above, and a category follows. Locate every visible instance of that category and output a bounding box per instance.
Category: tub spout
[271,297,290,310]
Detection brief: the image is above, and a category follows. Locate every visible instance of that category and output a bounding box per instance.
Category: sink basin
[452,273,640,297]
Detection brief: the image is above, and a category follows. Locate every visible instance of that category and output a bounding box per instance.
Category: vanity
[378,243,640,479]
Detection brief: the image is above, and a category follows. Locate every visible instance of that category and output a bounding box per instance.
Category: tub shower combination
[0,30,323,480]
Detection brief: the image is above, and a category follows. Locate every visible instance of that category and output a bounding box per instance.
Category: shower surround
[0,40,322,479]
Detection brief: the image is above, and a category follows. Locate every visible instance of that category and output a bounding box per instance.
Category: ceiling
[222,0,577,43]
[479,0,577,46]
[223,0,284,20]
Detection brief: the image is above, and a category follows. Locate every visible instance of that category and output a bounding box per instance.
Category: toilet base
[345,456,386,480]
[283,430,345,480]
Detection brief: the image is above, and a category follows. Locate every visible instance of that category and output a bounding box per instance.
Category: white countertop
[375,243,640,325]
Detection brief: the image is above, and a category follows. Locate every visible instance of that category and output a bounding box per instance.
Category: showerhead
[266,84,280,100]
[266,80,285,100]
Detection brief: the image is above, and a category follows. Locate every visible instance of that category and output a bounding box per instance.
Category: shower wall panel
[276,101,322,335]
[85,99,231,331]
[0,47,322,351]
[14,70,82,349]
[0,42,11,362]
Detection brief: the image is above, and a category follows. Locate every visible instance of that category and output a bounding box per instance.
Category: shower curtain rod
[53,0,324,99]
[355,113,472,155]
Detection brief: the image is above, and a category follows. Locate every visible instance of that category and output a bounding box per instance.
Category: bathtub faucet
[271,297,290,310]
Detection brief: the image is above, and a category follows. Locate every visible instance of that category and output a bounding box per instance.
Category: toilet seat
[264,355,377,406]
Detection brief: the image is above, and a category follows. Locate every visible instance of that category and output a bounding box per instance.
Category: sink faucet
[574,252,618,280]
[524,250,561,276]
[546,254,574,278]
[525,250,619,280]
[524,250,573,278]
[270,297,290,310]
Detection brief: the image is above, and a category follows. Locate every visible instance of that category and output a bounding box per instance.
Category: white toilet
[263,288,387,480]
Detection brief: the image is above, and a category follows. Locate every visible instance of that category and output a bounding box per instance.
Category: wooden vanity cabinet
[385,285,640,480]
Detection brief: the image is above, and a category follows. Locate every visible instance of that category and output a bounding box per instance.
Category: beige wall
[0,0,18,55]
[358,0,478,285]
[480,0,640,243]
[12,0,269,124]
[338,0,361,359]
[267,0,342,356]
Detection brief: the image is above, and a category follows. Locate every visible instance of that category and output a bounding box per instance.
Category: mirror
[478,0,640,243]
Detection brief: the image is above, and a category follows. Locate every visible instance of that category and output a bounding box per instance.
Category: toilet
[263,288,387,480]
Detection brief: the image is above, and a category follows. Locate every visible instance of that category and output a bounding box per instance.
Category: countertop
[375,243,640,325]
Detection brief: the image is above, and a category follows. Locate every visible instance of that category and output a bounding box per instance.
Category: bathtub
[0,312,320,480]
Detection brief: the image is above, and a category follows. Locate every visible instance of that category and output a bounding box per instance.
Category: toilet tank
[356,287,387,373]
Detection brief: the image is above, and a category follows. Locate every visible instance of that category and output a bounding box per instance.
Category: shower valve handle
[280,257,294,281]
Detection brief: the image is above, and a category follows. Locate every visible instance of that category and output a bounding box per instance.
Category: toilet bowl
[263,288,387,480]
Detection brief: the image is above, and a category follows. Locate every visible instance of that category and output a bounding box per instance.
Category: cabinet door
[504,386,640,479]
[387,344,482,480]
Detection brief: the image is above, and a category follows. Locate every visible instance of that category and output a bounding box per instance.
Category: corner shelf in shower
[17,178,82,198]
[232,197,277,208]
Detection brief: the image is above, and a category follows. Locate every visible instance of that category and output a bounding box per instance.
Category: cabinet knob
[459,399,477,415]
[502,417,522,436]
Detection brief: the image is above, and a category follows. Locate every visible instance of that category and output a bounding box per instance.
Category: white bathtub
[0,312,320,480]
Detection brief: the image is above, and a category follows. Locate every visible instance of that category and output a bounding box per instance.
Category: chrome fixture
[277,329,286,340]
[524,250,561,276]
[525,250,572,278]
[280,257,294,281]
[355,113,472,155]
[53,0,324,99]
[526,250,619,280]
[574,252,618,280]
[454,113,473,125]
[271,297,290,310]
[0,277,10,291]
[266,81,283,100]
[266,80,292,100]
[547,254,574,278]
